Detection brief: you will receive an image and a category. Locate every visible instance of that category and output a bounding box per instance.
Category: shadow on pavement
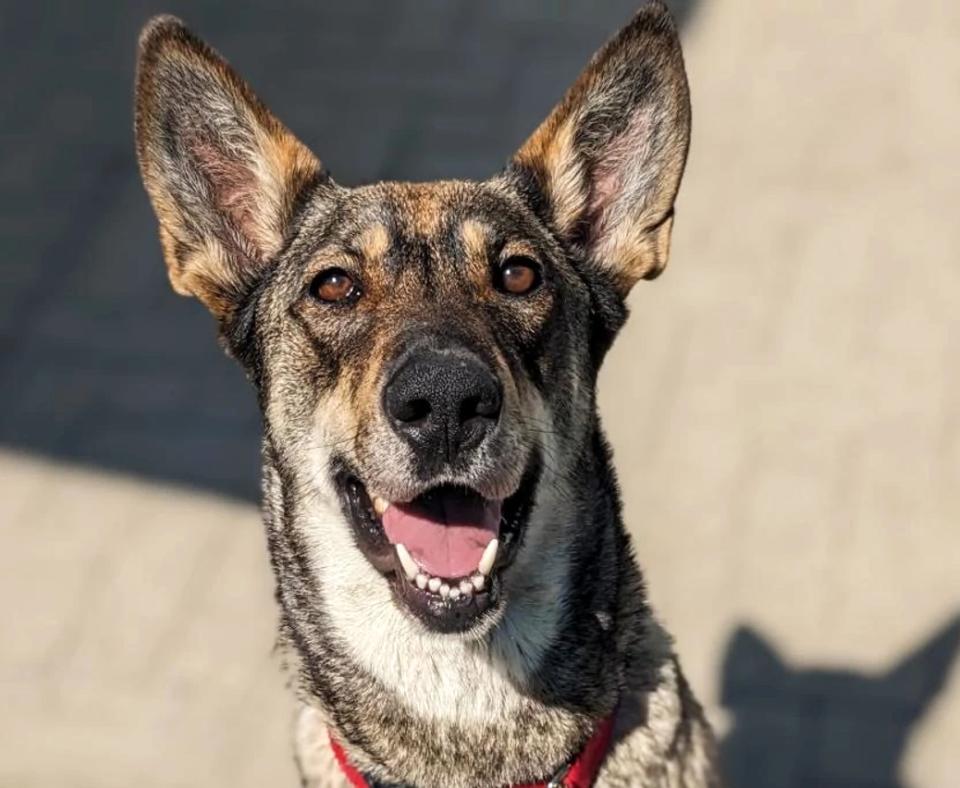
[719,614,960,788]
[0,0,698,501]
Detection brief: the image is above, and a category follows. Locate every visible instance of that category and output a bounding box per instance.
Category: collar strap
[328,709,617,788]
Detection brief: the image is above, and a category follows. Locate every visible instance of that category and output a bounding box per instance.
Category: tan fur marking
[542,118,588,236]
[596,211,674,288]
[514,114,586,238]
[356,222,392,262]
[252,122,321,258]
[347,329,394,468]
[460,218,489,261]
[302,323,391,461]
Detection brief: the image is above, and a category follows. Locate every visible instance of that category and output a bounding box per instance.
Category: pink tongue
[381,491,501,579]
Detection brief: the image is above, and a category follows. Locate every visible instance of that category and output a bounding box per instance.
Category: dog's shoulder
[598,620,723,788]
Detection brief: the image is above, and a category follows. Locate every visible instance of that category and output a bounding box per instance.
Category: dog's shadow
[719,614,960,788]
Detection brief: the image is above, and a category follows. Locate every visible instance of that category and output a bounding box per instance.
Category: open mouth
[335,460,539,633]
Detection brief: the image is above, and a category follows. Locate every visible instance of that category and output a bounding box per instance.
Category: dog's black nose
[385,344,502,463]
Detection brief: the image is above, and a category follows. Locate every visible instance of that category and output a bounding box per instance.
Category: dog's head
[135,5,689,637]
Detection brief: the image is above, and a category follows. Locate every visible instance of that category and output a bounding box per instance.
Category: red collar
[328,709,617,788]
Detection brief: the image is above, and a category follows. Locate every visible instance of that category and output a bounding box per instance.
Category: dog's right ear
[135,16,329,320]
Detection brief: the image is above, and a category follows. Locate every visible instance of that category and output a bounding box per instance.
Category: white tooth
[395,544,418,581]
[459,580,474,596]
[373,496,389,516]
[428,577,442,593]
[449,587,462,600]
[439,583,451,599]
[416,573,428,590]
[471,574,485,592]
[478,538,499,576]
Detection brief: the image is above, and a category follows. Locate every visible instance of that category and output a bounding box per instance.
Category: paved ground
[1,1,958,786]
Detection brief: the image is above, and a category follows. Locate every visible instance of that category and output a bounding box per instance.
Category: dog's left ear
[509,2,690,295]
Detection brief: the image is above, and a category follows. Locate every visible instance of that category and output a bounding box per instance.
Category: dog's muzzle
[330,335,538,634]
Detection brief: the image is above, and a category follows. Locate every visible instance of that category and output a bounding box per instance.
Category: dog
[134,3,720,785]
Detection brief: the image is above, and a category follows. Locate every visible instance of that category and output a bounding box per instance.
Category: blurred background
[1,0,958,786]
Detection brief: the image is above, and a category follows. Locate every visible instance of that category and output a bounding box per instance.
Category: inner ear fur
[510,1,691,295]
[134,15,327,319]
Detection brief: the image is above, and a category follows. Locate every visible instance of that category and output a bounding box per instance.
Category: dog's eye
[310,268,359,304]
[497,256,541,296]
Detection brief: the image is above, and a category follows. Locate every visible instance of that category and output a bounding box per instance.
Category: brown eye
[497,256,541,296]
[310,267,359,304]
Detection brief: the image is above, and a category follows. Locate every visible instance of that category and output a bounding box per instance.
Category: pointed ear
[134,16,329,319]
[721,626,787,706]
[884,615,960,715]
[509,2,690,295]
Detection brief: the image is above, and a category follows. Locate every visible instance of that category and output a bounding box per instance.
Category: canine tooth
[395,544,418,581]
[416,573,428,590]
[471,574,485,592]
[439,583,451,599]
[372,496,389,516]
[478,539,499,576]
[459,580,474,596]
[449,587,462,600]
[428,577,442,593]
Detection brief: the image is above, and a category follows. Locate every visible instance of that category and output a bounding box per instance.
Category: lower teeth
[394,544,493,600]
[394,539,499,599]
[409,572,486,601]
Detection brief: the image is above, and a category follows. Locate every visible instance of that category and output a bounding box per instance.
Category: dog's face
[249,179,578,635]
[135,7,689,636]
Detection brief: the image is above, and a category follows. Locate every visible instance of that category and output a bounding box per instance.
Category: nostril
[392,397,431,425]
[460,395,482,424]
[477,391,502,419]
[460,389,502,424]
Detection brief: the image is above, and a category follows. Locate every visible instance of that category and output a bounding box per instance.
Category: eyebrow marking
[356,222,391,261]
[460,218,490,260]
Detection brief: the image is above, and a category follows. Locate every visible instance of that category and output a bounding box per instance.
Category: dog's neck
[263,431,656,786]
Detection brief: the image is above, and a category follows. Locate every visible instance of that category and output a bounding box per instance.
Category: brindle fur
[135,4,720,786]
